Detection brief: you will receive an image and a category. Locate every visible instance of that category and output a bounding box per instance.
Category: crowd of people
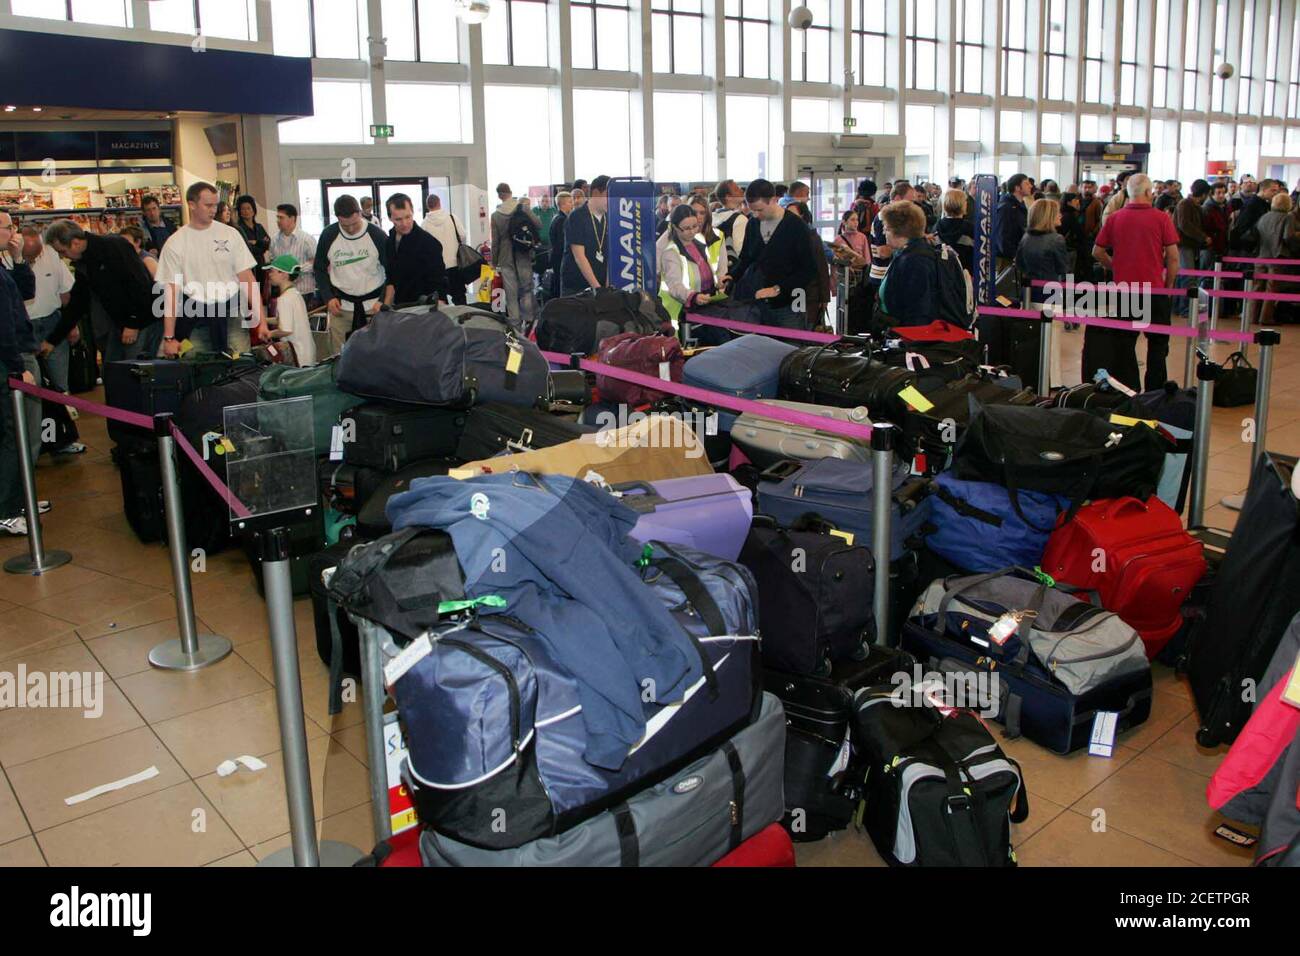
[0,166,1296,536]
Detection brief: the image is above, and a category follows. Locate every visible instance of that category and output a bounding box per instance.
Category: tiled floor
[0,323,1295,867]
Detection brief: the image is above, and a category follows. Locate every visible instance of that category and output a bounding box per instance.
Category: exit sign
[370,124,394,138]
[843,117,858,129]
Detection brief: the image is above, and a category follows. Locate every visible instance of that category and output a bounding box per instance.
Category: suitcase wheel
[849,641,870,663]
[1195,726,1218,748]
[814,655,833,678]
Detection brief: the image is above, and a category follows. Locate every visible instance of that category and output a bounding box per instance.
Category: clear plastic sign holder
[223,396,363,867]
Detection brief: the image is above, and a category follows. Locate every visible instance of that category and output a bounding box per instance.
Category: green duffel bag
[257,357,363,453]
[179,350,260,389]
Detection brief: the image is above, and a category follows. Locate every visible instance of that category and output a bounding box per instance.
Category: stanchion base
[1220,492,1246,512]
[257,840,366,868]
[147,634,233,671]
[3,549,72,575]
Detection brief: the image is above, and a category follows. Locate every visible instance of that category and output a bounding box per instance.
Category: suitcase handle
[758,459,803,483]
[1101,496,1149,520]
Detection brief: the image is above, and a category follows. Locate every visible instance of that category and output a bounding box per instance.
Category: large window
[386,83,468,143]
[1265,5,1281,116]
[269,0,367,58]
[278,80,373,144]
[653,92,708,181]
[792,97,836,133]
[726,94,771,180]
[905,105,936,182]
[1119,0,1139,105]
[1237,0,1257,115]
[1153,0,1171,108]
[381,0,461,63]
[14,0,132,26]
[793,0,832,83]
[149,0,258,39]
[1001,0,1028,97]
[905,0,938,90]
[1042,0,1067,100]
[652,0,705,75]
[851,1,887,87]
[1289,25,1300,118]
[573,89,634,178]
[1040,111,1065,143]
[1211,0,1228,111]
[485,86,555,192]
[572,0,632,71]
[1083,0,1106,103]
[955,0,984,93]
[483,0,549,66]
[955,107,982,141]
[1184,0,1201,109]
[725,0,771,79]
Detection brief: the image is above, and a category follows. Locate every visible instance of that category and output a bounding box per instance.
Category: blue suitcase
[682,334,798,432]
[927,472,1070,572]
[754,457,932,562]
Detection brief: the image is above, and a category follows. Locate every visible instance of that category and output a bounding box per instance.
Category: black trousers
[1080,294,1172,393]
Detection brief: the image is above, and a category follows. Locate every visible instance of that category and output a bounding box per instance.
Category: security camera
[1216,63,1235,80]
[789,6,814,30]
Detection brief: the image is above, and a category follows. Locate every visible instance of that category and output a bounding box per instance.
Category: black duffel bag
[951,403,1170,521]
[338,305,550,407]
[778,342,917,423]
[535,287,667,355]
[1213,351,1258,407]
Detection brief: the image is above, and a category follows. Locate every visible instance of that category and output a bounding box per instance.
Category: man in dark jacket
[1173,180,1211,315]
[140,195,175,253]
[732,178,818,328]
[1230,178,1280,254]
[994,173,1032,270]
[546,191,572,300]
[43,219,160,362]
[381,193,445,306]
[0,261,40,536]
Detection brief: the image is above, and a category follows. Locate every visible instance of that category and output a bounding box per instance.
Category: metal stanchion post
[4,376,70,575]
[1250,328,1280,472]
[258,527,364,868]
[360,618,392,844]
[1187,325,1217,529]
[1210,262,1223,341]
[1183,288,1201,389]
[1037,306,1054,397]
[871,423,894,645]
[1240,265,1255,362]
[147,413,231,670]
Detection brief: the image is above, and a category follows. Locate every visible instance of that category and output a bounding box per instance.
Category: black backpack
[899,241,975,329]
[509,205,541,252]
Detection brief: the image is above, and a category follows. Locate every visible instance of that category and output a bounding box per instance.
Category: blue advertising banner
[972,173,998,306]
[607,177,658,293]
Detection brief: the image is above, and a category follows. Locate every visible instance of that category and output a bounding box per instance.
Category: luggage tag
[329,423,345,461]
[1088,711,1119,758]
[987,609,1033,647]
[995,295,1013,307]
[201,432,223,461]
[827,528,854,545]
[383,633,433,689]
[505,340,524,375]
[828,727,852,777]
[897,385,934,413]
[658,361,671,381]
[1281,654,1300,710]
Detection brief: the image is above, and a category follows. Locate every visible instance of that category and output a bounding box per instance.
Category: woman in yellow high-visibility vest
[656,202,729,327]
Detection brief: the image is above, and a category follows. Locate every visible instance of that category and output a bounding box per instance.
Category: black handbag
[1213,351,1258,407]
[451,216,486,286]
[67,338,98,394]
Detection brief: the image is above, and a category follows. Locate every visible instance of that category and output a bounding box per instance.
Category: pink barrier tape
[975,305,1257,343]
[7,378,154,430]
[1202,287,1300,302]
[1180,268,1246,278]
[682,312,842,344]
[168,422,252,520]
[1224,256,1300,265]
[1027,278,1188,297]
[1247,271,1300,282]
[539,348,875,440]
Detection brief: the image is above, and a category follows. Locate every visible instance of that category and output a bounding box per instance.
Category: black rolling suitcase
[341,402,468,471]
[355,460,454,539]
[763,648,916,841]
[103,359,196,445]
[778,343,918,424]
[1186,451,1300,746]
[453,403,595,462]
[113,443,165,542]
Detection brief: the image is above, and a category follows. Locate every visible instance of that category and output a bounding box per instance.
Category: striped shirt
[269,228,318,297]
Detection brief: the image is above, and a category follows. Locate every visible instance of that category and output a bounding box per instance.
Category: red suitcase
[710,822,797,868]
[1040,496,1207,658]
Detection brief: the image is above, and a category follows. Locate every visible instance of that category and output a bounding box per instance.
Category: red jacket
[1201,199,1232,256]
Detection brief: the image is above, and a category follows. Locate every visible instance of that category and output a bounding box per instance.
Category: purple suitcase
[616,474,754,560]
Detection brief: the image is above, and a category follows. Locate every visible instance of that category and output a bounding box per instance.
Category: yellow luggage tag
[1282,653,1300,710]
[897,385,934,413]
[1108,413,1157,428]
[828,529,855,545]
[220,437,236,454]
[505,340,524,374]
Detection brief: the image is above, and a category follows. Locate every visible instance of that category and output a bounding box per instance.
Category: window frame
[851,0,888,87]
[652,0,705,75]
[955,0,984,94]
[485,0,551,68]
[1042,0,1068,101]
[905,0,939,90]
[1001,0,1029,97]
[1082,0,1107,104]
[793,0,832,83]
[571,0,631,72]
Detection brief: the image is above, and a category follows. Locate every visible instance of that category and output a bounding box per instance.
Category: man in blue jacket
[994,173,1032,273]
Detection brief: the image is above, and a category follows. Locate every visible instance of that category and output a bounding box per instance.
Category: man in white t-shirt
[157,181,265,356]
[311,194,389,357]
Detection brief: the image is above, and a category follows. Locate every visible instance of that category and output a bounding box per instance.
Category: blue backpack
[927,472,1069,573]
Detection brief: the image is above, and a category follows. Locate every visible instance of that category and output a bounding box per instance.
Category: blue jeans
[1174,247,1200,316]
[761,303,805,329]
[30,311,68,392]
[105,323,164,364]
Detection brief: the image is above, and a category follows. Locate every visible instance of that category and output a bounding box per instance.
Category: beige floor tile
[794,826,887,867]
[1117,688,1195,752]
[1011,792,1068,846]
[26,574,166,627]
[195,735,370,847]
[0,639,102,677]
[0,772,29,844]
[1074,753,1255,867]
[152,688,327,778]
[196,600,271,647]
[998,733,1140,808]
[250,801,378,862]
[1143,713,1233,779]
[116,653,270,723]
[206,850,258,867]
[85,618,214,680]
[5,727,187,832]
[0,681,144,767]
[1150,662,1193,702]
[0,836,45,866]
[35,781,242,867]
[76,593,183,641]
[0,608,79,661]
[0,563,113,607]
[332,724,370,768]
[300,670,368,731]
[235,632,331,686]
[1018,808,1200,867]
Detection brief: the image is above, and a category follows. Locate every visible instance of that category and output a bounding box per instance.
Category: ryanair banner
[972,173,998,306]
[607,177,658,292]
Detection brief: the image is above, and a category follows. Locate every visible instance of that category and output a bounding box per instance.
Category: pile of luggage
[100,289,1300,866]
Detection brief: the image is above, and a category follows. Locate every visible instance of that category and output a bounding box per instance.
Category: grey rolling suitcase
[417,693,787,867]
[731,399,872,470]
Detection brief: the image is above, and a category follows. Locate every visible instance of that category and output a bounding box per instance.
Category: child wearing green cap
[267,254,316,366]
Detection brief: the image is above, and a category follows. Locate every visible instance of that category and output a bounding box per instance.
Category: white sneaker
[53,442,86,455]
[21,501,51,515]
[0,516,28,536]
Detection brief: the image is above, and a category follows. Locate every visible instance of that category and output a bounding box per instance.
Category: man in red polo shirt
[1091,173,1180,392]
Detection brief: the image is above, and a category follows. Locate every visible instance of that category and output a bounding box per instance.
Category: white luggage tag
[329,423,345,461]
[987,609,1034,647]
[1088,711,1119,757]
[384,633,433,689]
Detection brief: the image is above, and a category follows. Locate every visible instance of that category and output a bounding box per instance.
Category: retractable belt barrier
[1224,255,1300,264]
[977,303,1257,342]
[681,312,841,344]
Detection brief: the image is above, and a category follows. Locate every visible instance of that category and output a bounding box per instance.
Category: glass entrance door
[320,178,430,230]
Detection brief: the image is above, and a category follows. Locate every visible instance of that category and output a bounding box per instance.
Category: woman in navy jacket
[876,201,936,327]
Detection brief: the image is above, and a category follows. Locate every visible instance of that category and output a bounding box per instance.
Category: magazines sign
[607,177,657,292]
[972,173,997,306]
